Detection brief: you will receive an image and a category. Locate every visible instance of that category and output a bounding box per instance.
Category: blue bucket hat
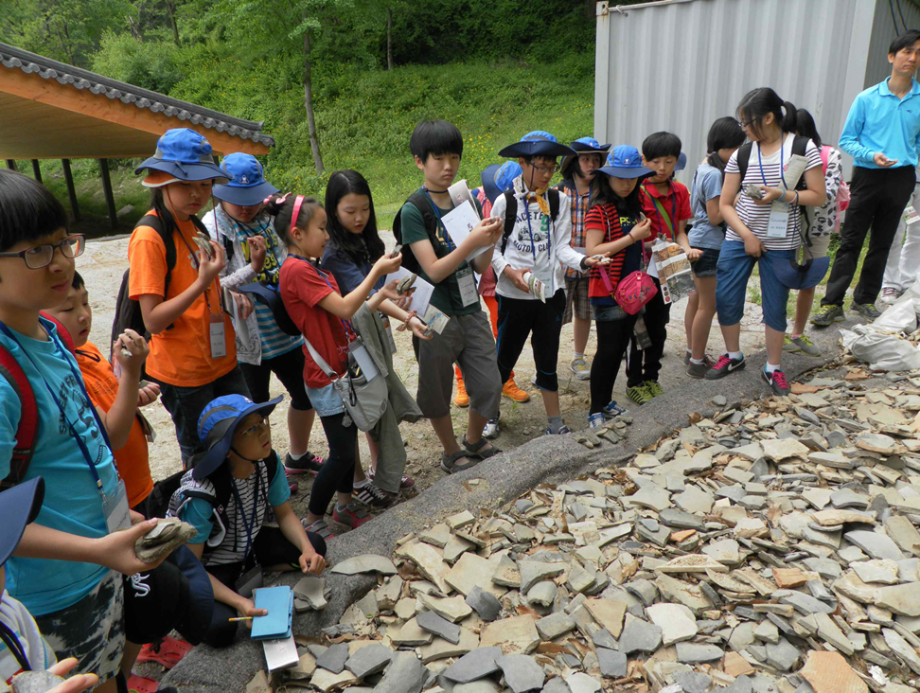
[0,477,44,568]
[770,251,830,290]
[596,145,654,179]
[194,394,283,479]
[135,128,230,187]
[570,137,612,154]
[481,161,524,204]
[676,152,688,171]
[212,153,279,207]
[498,131,576,160]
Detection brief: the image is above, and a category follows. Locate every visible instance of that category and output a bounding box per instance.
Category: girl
[275,194,403,538]
[585,146,653,428]
[322,170,429,502]
[784,109,844,356]
[129,128,251,465]
[202,153,324,481]
[706,88,826,396]
[685,117,746,378]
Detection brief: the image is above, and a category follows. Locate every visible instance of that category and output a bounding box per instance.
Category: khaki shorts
[417,310,501,419]
[563,279,591,323]
[801,232,831,260]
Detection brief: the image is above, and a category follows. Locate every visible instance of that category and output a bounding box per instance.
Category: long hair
[795,109,823,148]
[706,117,746,173]
[324,170,385,265]
[589,175,644,218]
[737,87,797,140]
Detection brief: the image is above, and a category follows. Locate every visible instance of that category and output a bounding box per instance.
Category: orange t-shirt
[76,341,153,508]
[127,210,237,386]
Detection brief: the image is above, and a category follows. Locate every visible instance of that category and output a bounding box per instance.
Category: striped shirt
[559,184,590,280]
[585,202,642,305]
[725,135,822,251]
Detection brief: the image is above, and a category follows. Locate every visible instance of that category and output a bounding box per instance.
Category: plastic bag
[873,282,920,333]
[840,326,920,372]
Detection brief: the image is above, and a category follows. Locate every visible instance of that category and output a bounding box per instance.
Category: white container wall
[594,0,912,183]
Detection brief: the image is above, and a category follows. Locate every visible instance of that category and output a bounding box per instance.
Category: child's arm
[675,220,702,261]
[586,218,652,256]
[274,501,326,574]
[95,329,147,450]
[411,217,503,284]
[317,254,403,319]
[377,299,432,341]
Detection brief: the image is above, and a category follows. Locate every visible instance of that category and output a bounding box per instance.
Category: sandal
[136,636,193,669]
[461,435,503,460]
[302,518,336,540]
[440,450,481,475]
[127,675,159,693]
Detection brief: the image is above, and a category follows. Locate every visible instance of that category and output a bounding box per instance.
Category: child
[0,169,166,692]
[393,120,505,473]
[129,128,251,466]
[168,394,326,647]
[454,162,530,412]
[202,153,325,479]
[685,118,746,378]
[585,147,653,428]
[490,131,605,436]
[707,88,825,395]
[556,137,611,381]
[276,194,403,535]
[625,132,695,405]
[322,169,430,501]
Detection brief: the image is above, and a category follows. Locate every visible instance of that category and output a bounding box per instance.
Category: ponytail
[264,193,321,246]
[780,101,798,134]
[736,88,796,140]
[705,117,746,174]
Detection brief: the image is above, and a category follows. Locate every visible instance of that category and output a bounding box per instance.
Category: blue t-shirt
[591,213,643,307]
[0,318,119,616]
[321,244,384,296]
[689,161,726,250]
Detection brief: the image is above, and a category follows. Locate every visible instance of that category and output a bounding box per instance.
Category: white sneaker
[483,418,501,439]
[880,287,902,305]
[570,357,590,380]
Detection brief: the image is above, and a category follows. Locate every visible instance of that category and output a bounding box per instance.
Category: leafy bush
[91,32,185,93]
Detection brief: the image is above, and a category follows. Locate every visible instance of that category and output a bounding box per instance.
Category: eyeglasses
[532,164,558,175]
[737,116,763,129]
[0,235,85,270]
[239,417,271,438]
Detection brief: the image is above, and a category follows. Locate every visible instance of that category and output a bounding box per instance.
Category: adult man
[812,30,920,325]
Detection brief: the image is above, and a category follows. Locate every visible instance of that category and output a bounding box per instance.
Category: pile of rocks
[257,367,920,693]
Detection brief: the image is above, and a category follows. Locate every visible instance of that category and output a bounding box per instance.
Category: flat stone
[754,620,779,644]
[444,534,475,564]
[583,598,627,638]
[595,648,627,678]
[293,576,328,610]
[625,486,672,512]
[420,593,473,623]
[775,590,834,615]
[856,433,898,454]
[564,673,602,693]
[418,610,462,643]
[876,582,920,616]
[496,654,546,693]
[447,510,476,530]
[851,558,900,584]
[542,679,572,693]
[442,647,503,683]
[885,515,920,556]
[480,616,540,655]
[310,668,358,692]
[527,581,557,608]
[845,530,905,560]
[446,553,505,598]
[673,671,712,693]
[658,508,706,531]
[375,652,426,693]
[765,637,802,671]
[811,508,875,526]
[814,612,855,654]
[466,586,502,622]
[316,643,350,674]
[330,554,397,576]
[519,561,566,593]
[721,675,753,693]
[646,603,698,645]
[675,642,723,663]
[673,486,714,514]
[419,627,479,663]
[618,614,662,655]
[492,555,521,588]
[761,438,809,461]
[701,538,741,565]
[344,644,393,679]
[536,612,576,640]
[392,618,434,646]
[419,523,452,548]
[883,628,920,673]
[455,682,502,693]
[403,542,451,593]
[798,650,868,693]
[656,574,713,613]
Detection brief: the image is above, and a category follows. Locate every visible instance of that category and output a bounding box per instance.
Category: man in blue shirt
[813,30,920,325]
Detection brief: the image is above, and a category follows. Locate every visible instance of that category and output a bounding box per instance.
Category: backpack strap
[548,189,561,223]
[501,191,518,254]
[136,214,177,298]
[39,313,75,355]
[0,345,37,490]
[736,142,753,182]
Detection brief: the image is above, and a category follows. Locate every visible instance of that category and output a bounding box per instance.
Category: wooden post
[5,160,16,171]
[31,160,42,183]
[99,159,118,230]
[62,159,81,223]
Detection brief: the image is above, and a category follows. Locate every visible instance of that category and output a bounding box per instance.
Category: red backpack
[0,314,75,489]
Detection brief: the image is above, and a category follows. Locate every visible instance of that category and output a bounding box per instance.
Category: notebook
[251,585,294,640]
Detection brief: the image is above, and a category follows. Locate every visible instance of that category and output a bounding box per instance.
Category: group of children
[0,83,843,689]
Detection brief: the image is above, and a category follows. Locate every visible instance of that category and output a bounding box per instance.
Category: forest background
[0,0,648,229]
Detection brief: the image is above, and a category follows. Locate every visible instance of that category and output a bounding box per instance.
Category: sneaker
[645,381,664,397]
[353,480,395,508]
[502,378,531,403]
[483,417,501,439]
[880,287,903,305]
[686,360,709,378]
[454,375,470,407]
[570,357,590,380]
[284,451,324,475]
[627,384,653,405]
[602,401,628,418]
[811,304,845,326]
[705,353,746,380]
[588,413,606,429]
[783,334,821,356]
[368,466,415,489]
[851,302,882,321]
[684,351,692,365]
[332,503,371,529]
[545,424,572,435]
[761,367,791,396]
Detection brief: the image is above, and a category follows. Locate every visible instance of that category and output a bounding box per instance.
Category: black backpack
[499,188,561,253]
[392,191,439,274]
[736,136,811,191]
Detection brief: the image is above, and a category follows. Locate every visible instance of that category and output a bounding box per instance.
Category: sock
[574,352,584,360]
[289,450,308,461]
[765,362,780,374]
[548,415,564,433]
[353,479,370,489]
[690,358,704,365]
[729,351,743,360]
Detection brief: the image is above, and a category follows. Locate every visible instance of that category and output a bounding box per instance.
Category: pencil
[228,616,254,622]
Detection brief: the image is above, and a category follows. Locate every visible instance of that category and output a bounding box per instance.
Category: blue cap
[194,394,283,479]
[569,137,612,154]
[596,145,654,180]
[498,131,576,159]
[480,161,523,204]
[0,477,44,568]
[676,152,688,171]
[212,153,280,207]
[135,128,230,187]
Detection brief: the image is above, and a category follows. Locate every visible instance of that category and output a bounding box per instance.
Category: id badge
[349,339,379,381]
[767,201,789,239]
[456,267,479,307]
[379,313,397,355]
[235,563,263,599]
[905,205,920,226]
[104,479,131,534]
[209,314,227,359]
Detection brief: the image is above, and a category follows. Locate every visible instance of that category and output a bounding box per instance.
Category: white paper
[442,201,492,259]
[263,635,299,671]
[384,267,434,316]
[223,288,251,345]
[447,180,481,220]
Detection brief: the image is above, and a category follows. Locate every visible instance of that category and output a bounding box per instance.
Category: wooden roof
[0,42,273,160]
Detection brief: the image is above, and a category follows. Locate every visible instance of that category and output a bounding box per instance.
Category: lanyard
[757,139,787,190]
[289,254,357,340]
[421,188,456,252]
[176,226,219,315]
[644,182,677,241]
[230,471,260,560]
[522,192,553,261]
[0,619,30,673]
[0,321,113,499]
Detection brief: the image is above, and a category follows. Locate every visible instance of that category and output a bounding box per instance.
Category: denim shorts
[715,240,794,332]
[592,302,629,322]
[691,247,721,278]
[306,382,345,418]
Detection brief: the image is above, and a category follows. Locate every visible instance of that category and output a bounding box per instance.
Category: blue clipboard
[251,585,294,640]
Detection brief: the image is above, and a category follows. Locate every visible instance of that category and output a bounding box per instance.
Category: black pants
[203,526,327,648]
[590,312,638,414]
[239,346,313,411]
[626,279,670,387]
[309,413,357,517]
[822,165,916,306]
[496,290,566,392]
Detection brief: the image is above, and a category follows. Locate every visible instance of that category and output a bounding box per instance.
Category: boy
[393,120,505,474]
[0,170,166,692]
[490,132,604,436]
[626,132,696,405]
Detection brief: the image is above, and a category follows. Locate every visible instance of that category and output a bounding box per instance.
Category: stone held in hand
[11,671,66,693]
[134,517,198,564]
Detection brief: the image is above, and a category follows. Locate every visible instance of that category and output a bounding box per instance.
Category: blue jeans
[715,240,794,333]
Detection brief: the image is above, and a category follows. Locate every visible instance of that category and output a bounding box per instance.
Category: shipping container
[594,0,920,182]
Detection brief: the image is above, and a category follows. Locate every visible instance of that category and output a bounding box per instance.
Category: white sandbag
[843,328,920,371]
[873,286,920,333]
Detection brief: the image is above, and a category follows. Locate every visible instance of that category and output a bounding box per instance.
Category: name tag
[104,479,131,534]
[456,267,479,307]
[210,314,227,359]
[349,339,379,381]
[767,201,789,239]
